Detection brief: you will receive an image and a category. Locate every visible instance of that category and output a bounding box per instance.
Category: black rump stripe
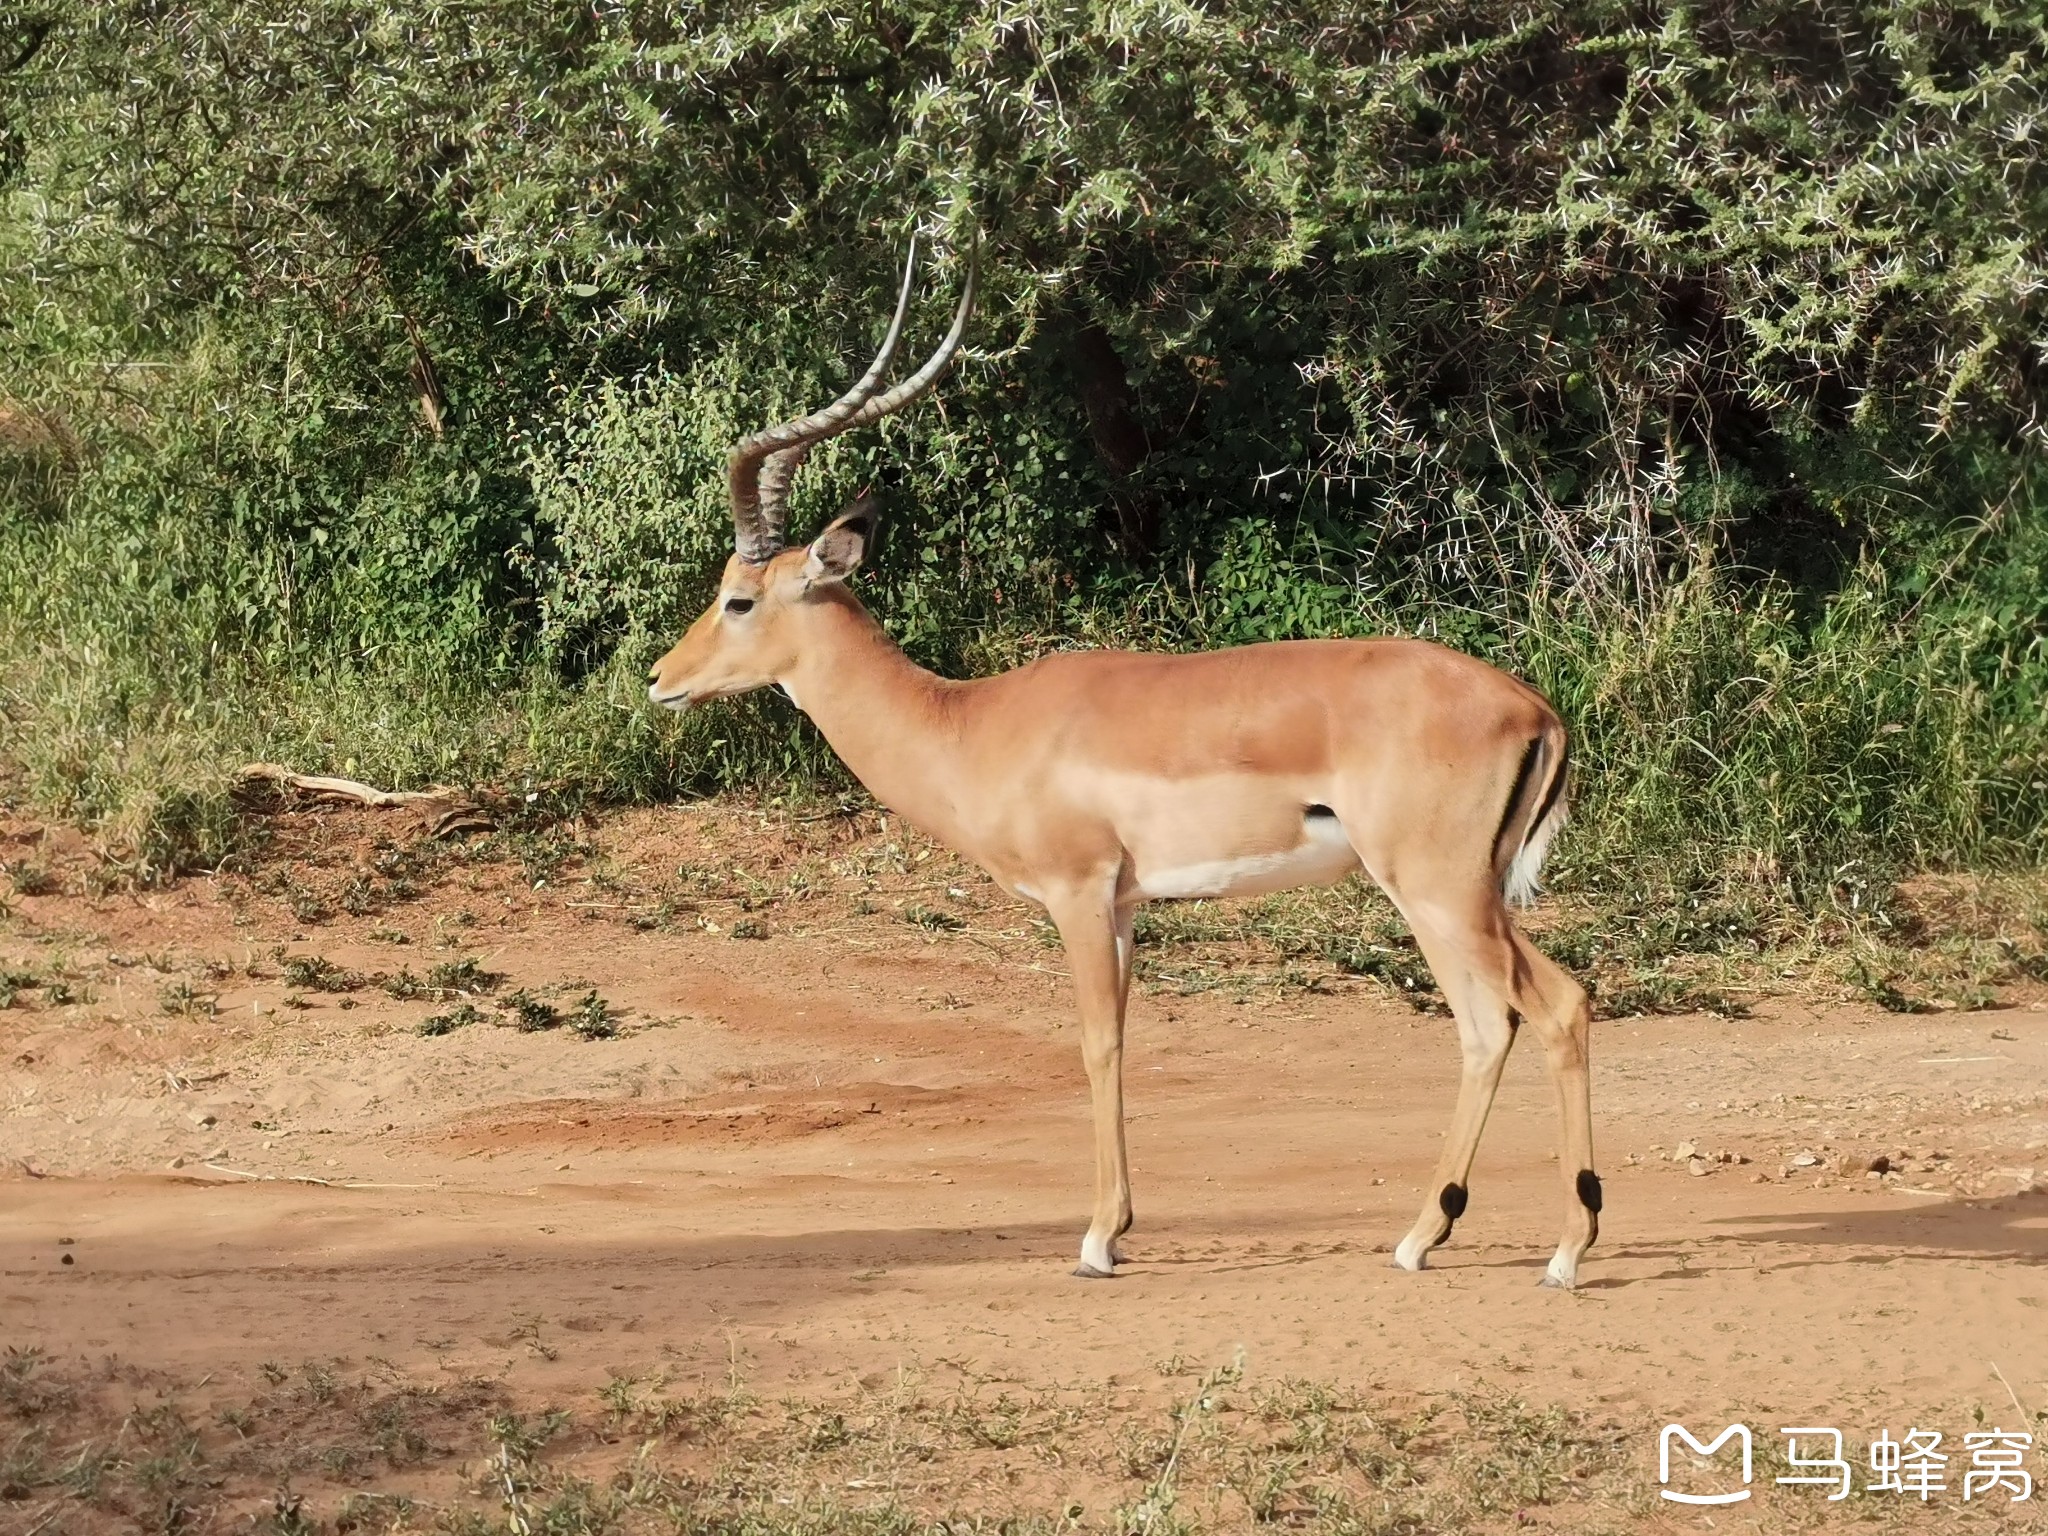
[1489,738,1543,869]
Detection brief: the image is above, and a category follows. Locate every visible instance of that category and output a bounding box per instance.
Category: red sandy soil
[3,800,2045,1513]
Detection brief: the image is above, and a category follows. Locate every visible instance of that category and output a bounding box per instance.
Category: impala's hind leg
[1508,929,1598,1287]
[1387,891,1596,1284]
[1390,910,1521,1272]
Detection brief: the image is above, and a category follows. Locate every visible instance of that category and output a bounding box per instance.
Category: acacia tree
[3,0,2045,643]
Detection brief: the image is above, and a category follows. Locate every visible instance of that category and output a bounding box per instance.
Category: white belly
[1135,813,1358,900]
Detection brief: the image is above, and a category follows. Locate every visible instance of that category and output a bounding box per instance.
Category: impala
[649,240,1600,1286]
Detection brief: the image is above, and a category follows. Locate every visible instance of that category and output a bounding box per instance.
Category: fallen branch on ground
[235,763,496,836]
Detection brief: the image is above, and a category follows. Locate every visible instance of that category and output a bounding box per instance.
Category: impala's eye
[723,597,755,615]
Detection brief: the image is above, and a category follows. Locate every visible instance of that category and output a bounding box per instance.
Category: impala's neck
[780,589,968,836]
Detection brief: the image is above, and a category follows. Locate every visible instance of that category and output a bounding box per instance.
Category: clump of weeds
[569,990,618,1040]
[279,954,361,992]
[497,989,559,1032]
[419,1003,484,1037]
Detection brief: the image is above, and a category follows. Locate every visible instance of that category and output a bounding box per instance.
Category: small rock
[1789,1152,1822,1168]
[166,1155,185,1169]
[1688,1157,1713,1177]
[189,1111,217,1129]
[1674,1140,1698,1160]
[1867,1155,1891,1174]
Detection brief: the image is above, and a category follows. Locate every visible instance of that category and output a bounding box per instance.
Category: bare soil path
[3,801,2045,1526]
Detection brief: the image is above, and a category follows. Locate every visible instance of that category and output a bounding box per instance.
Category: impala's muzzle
[647,675,692,710]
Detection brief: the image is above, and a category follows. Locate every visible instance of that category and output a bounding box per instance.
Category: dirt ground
[3,799,2045,1528]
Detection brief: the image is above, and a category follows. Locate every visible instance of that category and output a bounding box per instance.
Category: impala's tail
[1496,725,1570,909]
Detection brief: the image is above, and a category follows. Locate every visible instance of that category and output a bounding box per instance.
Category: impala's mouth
[647,683,692,711]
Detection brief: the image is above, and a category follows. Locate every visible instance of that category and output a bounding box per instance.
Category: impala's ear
[801,496,880,589]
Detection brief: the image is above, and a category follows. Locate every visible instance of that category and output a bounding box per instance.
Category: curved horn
[728,238,920,563]
[752,246,979,546]
[837,231,978,433]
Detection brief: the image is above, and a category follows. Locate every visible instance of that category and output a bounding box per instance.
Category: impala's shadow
[1699,1193,2048,1271]
[1436,1191,2048,1290]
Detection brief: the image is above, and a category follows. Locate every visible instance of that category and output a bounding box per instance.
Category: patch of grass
[1849,963,1941,1014]
[0,966,39,1008]
[902,902,966,933]
[1586,970,1751,1020]
[279,954,361,992]
[0,1351,2021,1534]
[1,1357,507,1528]
[1317,932,1444,1012]
[0,1346,72,1419]
[383,959,508,1003]
[568,989,618,1040]
[419,1003,484,1037]
[381,965,430,1000]
[497,988,559,1032]
[157,978,217,1018]
[288,887,333,924]
[427,955,504,994]
[490,829,580,887]
[4,859,57,896]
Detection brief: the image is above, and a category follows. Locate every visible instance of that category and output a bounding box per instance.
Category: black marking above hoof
[1506,1007,1522,1034]
[1071,1262,1116,1280]
[1438,1182,1469,1221]
[1576,1169,1603,1214]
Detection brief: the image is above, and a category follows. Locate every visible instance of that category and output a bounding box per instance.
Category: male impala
[650,241,1600,1286]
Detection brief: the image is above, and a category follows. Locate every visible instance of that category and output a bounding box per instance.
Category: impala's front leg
[1048,889,1135,1278]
